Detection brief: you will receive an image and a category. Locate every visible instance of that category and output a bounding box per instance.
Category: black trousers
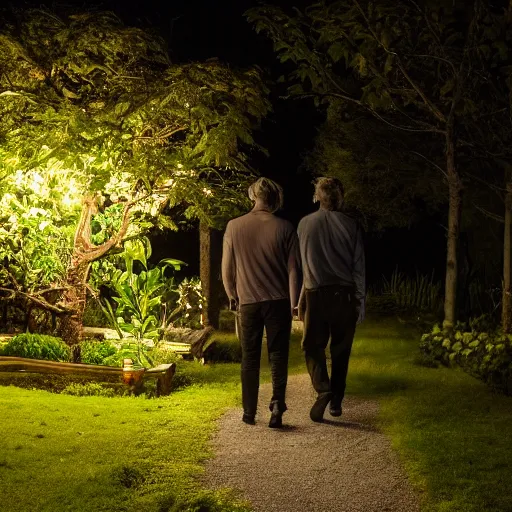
[302,285,358,402]
[239,299,292,417]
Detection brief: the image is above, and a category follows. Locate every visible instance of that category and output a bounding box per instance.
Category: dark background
[17,0,448,287]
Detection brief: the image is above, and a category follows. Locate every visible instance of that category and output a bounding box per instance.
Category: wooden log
[164,326,214,360]
[0,356,126,374]
[146,363,176,396]
[0,356,175,396]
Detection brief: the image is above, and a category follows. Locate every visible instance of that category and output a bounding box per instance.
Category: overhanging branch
[0,287,69,314]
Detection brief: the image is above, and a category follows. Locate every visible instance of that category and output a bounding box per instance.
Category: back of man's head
[248,177,284,213]
[313,177,344,211]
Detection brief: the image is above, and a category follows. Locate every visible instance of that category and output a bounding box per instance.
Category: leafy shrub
[0,341,7,355]
[62,382,117,397]
[2,333,70,361]
[145,347,182,367]
[80,339,118,365]
[420,325,512,394]
[218,309,236,332]
[369,268,442,314]
[168,277,205,329]
[204,336,242,363]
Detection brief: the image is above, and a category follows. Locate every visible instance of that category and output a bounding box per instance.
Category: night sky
[17,0,447,284]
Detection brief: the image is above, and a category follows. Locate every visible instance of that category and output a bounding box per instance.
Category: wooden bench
[0,356,176,396]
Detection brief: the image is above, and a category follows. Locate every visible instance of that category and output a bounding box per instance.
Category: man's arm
[287,229,302,313]
[353,223,366,323]
[221,222,237,305]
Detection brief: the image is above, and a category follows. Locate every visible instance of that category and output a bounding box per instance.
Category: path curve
[203,374,419,512]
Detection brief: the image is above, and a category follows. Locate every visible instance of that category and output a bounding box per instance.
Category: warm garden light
[0,6,269,352]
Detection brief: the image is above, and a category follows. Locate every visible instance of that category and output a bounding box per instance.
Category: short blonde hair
[313,177,344,210]
[248,177,284,213]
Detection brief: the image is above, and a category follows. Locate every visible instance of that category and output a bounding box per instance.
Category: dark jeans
[239,299,292,417]
[302,285,359,403]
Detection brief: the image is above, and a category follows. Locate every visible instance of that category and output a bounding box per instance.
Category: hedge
[420,325,512,394]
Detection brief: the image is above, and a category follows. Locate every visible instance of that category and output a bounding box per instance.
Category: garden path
[203,373,420,512]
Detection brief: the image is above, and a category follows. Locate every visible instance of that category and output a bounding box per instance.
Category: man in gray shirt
[297,177,365,422]
[222,177,301,428]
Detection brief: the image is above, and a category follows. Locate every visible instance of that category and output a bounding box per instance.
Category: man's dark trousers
[239,299,291,418]
[302,285,358,403]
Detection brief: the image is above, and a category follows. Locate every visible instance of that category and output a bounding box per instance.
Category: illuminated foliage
[0,9,270,343]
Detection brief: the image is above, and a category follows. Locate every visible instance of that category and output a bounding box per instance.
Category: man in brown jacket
[222,178,301,428]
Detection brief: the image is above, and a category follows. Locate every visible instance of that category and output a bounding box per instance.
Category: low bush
[0,372,124,393]
[368,268,442,316]
[2,333,70,362]
[101,343,139,367]
[146,346,182,366]
[420,324,512,394]
[218,309,236,332]
[204,334,242,363]
[62,382,117,397]
[80,339,118,365]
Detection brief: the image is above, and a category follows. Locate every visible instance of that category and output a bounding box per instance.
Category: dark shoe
[242,413,255,425]
[310,392,332,423]
[268,401,283,429]
[329,396,342,417]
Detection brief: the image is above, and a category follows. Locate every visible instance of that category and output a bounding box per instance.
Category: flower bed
[420,326,512,394]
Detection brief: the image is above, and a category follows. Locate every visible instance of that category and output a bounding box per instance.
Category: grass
[0,382,249,512]
[1,320,512,511]
[348,318,512,512]
[0,330,304,512]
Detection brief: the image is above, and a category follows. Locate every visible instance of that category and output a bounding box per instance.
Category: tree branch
[351,0,447,124]
[0,288,69,314]
[319,91,446,134]
[474,205,504,223]
[408,151,448,178]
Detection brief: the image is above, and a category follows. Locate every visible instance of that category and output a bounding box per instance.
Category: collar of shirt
[251,206,272,214]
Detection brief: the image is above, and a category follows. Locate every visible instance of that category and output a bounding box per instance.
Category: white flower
[14,170,24,186]
[39,221,50,231]
[29,207,42,217]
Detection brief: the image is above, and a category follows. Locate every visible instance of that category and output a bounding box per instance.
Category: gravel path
[203,373,420,512]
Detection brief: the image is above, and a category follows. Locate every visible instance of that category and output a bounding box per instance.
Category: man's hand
[229,298,239,312]
[356,299,365,324]
[293,304,305,321]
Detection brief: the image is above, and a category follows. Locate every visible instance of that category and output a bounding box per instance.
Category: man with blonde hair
[297,177,365,422]
[222,177,301,428]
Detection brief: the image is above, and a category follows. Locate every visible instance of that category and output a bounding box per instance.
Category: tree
[307,100,446,230]
[247,0,512,329]
[0,9,270,348]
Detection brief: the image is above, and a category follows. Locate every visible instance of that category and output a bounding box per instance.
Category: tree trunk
[199,221,222,329]
[443,131,462,331]
[57,261,91,360]
[503,182,512,333]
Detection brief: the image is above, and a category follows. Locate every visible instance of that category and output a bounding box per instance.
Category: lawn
[0,383,248,512]
[1,320,511,512]
[349,318,512,512]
